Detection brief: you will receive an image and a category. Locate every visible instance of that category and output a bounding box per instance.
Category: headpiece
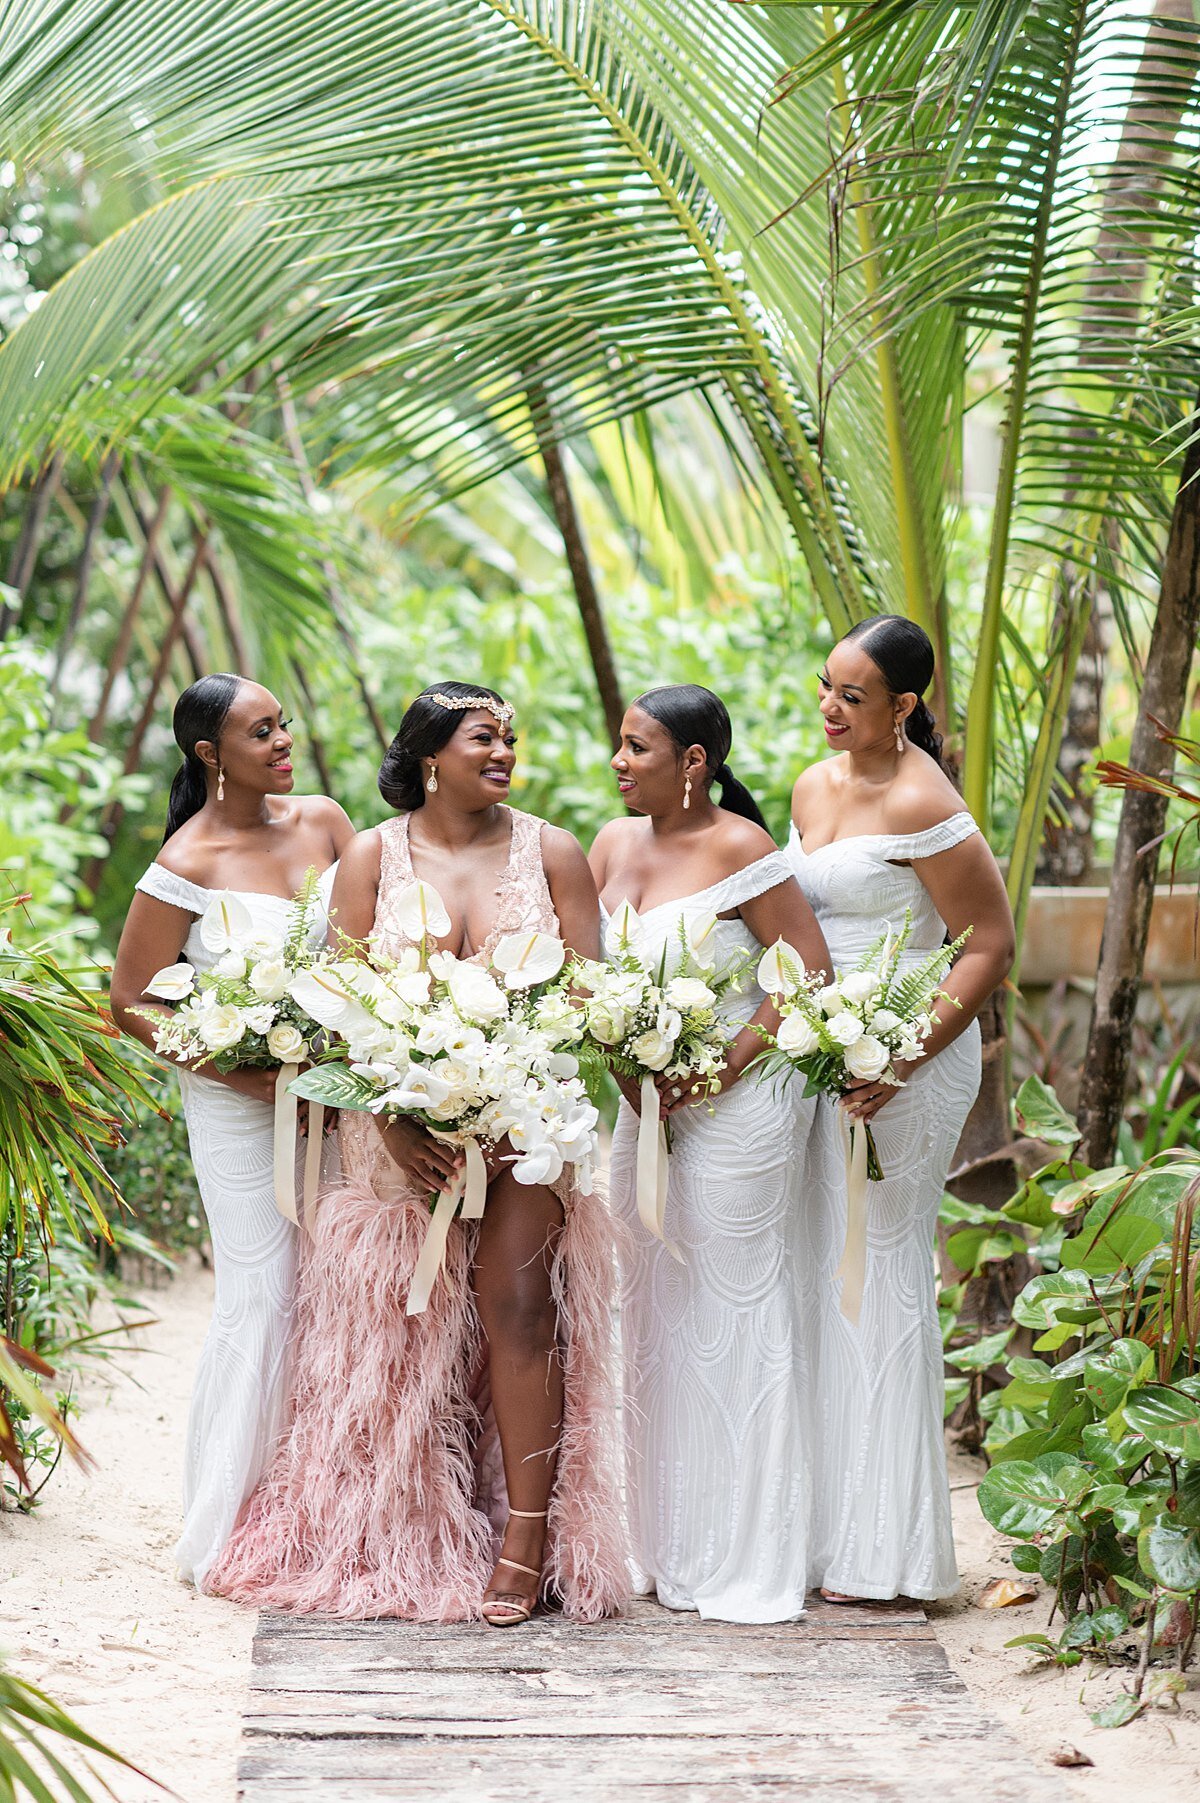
[430,691,515,725]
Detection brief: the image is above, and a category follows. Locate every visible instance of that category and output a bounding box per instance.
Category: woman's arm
[110,897,277,1104]
[543,826,601,962]
[844,832,1015,1123]
[326,828,383,948]
[663,877,831,1114]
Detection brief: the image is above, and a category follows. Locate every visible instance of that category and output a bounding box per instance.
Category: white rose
[826,1010,866,1047]
[630,1028,673,1071]
[663,977,716,1011]
[249,958,289,1002]
[392,970,433,1008]
[414,1016,453,1055]
[869,1008,902,1036]
[843,1035,890,1081]
[776,1011,821,1056]
[839,970,881,1009]
[143,962,195,1001]
[588,1002,627,1046]
[267,1021,308,1062]
[446,963,508,1024]
[214,949,248,980]
[243,1004,277,1035]
[817,984,844,1016]
[198,1003,247,1052]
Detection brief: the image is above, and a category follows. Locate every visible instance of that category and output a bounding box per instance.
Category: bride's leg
[472,1171,564,1618]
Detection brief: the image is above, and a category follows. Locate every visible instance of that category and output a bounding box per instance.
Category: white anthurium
[199,891,255,956]
[143,962,195,1001]
[394,879,452,944]
[757,939,806,998]
[289,967,375,1037]
[607,899,646,958]
[687,910,720,972]
[492,930,566,990]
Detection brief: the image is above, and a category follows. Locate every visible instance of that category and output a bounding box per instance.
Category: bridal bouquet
[567,900,751,1251]
[288,880,599,1312]
[141,869,326,1072]
[139,869,330,1226]
[753,912,969,1324]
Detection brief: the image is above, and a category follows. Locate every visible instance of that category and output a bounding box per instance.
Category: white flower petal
[198,892,255,956]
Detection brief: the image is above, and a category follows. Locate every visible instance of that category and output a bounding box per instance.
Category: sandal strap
[507,1508,547,1519]
[495,1555,540,1578]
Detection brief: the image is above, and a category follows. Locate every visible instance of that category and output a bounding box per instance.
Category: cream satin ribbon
[273,1064,325,1237]
[636,1073,681,1261]
[835,1109,870,1326]
[405,1136,488,1317]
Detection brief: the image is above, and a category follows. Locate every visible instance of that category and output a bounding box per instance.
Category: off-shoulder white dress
[785,812,981,1600]
[133,861,337,1588]
[607,851,817,1623]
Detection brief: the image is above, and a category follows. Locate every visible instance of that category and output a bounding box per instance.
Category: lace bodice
[602,849,795,1026]
[784,811,979,966]
[372,807,559,965]
[134,861,338,974]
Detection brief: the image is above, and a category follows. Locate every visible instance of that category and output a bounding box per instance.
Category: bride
[786,616,1014,1602]
[590,683,830,1623]
[111,674,354,1587]
[209,680,628,1625]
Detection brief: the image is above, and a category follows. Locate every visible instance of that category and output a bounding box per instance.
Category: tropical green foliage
[944,1079,1200,1714]
[0,1664,145,1802]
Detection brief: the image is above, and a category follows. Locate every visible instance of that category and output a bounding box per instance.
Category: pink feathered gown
[208,808,629,1621]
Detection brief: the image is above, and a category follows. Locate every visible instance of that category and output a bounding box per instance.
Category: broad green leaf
[1138,1520,1200,1594]
[1012,1267,1111,1332]
[1124,1381,1200,1461]
[978,1456,1093,1538]
[1090,1693,1144,1729]
[1083,1339,1154,1415]
[1014,1076,1079,1146]
[287,1065,379,1110]
[944,1327,1015,1372]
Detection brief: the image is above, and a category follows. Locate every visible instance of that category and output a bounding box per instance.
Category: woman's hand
[221,1066,281,1106]
[841,1058,916,1124]
[655,1067,731,1116]
[376,1115,463,1191]
[614,1073,645,1115]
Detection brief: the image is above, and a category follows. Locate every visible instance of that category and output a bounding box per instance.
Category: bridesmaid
[786,616,1015,1602]
[590,684,830,1622]
[209,681,628,1626]
[111,674,354,1587]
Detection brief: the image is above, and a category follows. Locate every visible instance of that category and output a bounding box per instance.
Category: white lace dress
[607,851,817,1623]
[785,812,981,1600]
[132,861,338,1588]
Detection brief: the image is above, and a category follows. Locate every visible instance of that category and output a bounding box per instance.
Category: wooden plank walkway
[238,1598,1064,1801]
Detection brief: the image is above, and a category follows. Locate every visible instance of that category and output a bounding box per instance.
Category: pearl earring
[894,721,905,754]
[216,766,225,802]
[426,762,438,793]
[683,774,692,810]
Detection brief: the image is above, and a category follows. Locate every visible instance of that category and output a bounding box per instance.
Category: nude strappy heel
[482,1508,547,1628]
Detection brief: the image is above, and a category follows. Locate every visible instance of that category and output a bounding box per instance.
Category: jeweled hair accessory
[430,691,515,724]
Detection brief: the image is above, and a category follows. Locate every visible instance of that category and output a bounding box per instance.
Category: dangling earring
[683,774,692,810]
[894,720,905,754]
[216,766,225,802]
[426,761,439,794]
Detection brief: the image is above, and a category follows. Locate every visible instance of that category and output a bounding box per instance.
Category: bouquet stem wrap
[835,1111,872,1326]
[636,1074,680,1261]
[273,1064,325,1235]
[405,1137,488,1317]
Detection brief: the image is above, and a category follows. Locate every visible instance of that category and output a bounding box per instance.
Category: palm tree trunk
[84,530,209,890]
[50,447,120,708]
[88,485,171,744]
[1077,387,1200,1166]
[528,380,625,750]
[1,451,65,636]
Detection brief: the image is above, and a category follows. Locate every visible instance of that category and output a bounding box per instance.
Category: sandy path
[3,1264,1197,1801]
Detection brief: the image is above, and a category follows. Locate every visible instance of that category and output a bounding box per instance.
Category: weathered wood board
[239,1597,1065,1802]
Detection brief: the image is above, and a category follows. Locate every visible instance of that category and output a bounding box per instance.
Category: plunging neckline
[395,809,519,963]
